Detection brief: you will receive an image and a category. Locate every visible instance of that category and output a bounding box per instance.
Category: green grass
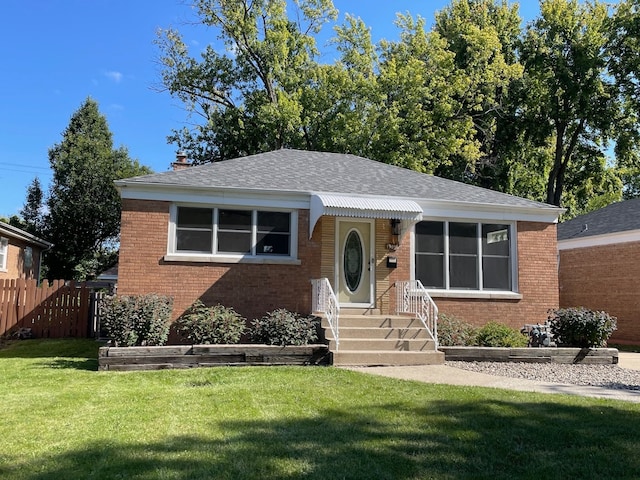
[1,339,640,479]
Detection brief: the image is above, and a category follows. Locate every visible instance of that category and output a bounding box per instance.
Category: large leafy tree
[610,0,640,198]
[518,0,625,210]
[299,15,384,157]
[156,0,337,164]
[373,15,476,173]
[431,0,524,189]
[45,98,151,280]
[158,0,639,218]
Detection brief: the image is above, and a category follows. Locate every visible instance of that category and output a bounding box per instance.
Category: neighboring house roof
[558,198,640,240]
[557,198,640,249]
[97,264,118,281]
[116,149,562,223]
[0,221,52,249]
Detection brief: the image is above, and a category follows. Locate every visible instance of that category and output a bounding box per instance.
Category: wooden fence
[0,279,92,338]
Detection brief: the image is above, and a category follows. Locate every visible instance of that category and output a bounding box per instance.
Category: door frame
[334,218,375,308]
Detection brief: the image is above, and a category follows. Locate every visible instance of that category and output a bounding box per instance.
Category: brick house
[0,221,51,282]
[116,149,561,349]
[558,199,640,345]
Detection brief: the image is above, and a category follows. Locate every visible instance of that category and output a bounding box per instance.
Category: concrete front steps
[320,314,444,366]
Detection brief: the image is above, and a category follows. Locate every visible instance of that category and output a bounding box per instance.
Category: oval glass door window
[344,230,363,292]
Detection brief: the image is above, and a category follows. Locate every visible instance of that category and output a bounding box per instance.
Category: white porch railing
[396,280,439,348]
[311,278,340,351]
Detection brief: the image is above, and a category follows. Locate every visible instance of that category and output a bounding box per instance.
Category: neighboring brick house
[558,199,640,345]
[0,221,51,282]
[116,149,562,333]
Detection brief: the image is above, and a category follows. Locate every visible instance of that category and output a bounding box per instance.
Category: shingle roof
[0,221,52,248]
[558,198,640,240]
[120,149,557,211]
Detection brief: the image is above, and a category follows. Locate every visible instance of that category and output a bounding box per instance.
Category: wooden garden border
[99,344,331,371]
[439,346,619,364]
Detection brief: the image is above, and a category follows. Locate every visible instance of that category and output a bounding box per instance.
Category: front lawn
[1,339,639,479]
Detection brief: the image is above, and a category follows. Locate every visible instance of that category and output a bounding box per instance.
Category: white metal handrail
[311,278,340,351]
[396,280,438,347]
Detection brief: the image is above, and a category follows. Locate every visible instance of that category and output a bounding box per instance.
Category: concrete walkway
[344,352,640,403]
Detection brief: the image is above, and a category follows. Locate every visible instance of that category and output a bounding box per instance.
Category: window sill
[427,290,522,300]
[163,254,301,266]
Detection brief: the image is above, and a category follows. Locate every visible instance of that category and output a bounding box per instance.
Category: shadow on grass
[45,358,99,371]
[8,398,640,480]
[0,339,101,371]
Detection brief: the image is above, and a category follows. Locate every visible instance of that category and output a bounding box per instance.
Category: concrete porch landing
[320,313,444,366]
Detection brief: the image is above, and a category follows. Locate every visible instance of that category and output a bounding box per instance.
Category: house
[0,221,51,282]
[115,149,561,364]
[96,264,118,293]
[558,198,640,345]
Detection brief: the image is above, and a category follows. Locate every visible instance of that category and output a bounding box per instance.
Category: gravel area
[446,361,640,391]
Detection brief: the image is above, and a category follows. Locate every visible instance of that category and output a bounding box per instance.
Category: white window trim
[0,237,7,272]
[165,204,299,265]
[411,220,519,297]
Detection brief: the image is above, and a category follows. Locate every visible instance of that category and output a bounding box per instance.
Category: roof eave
[115,181,564,223]
[0,222,52,249]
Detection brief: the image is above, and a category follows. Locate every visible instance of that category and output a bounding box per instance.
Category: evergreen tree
[45,98,151,280]
[19,177,45,237]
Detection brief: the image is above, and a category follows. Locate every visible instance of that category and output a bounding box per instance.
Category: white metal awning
[309,193,423,238]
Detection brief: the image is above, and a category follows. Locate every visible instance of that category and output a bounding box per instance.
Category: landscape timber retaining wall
[99,344,331,371]
[439,346,619,364]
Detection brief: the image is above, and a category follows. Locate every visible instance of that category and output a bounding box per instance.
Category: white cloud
[105,71,123,83]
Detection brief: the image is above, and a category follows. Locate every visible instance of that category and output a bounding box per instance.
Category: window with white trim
[415,221,514,291]
[0,237,8,271]
[172,206,294,257]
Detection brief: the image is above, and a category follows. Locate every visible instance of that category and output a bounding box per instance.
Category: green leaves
[548,307,617,348]
[176,300,247,345]
[157,0,640,216]
[45,98,151,280]
[100,294,174,347]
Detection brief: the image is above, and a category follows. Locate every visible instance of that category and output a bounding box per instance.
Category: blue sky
[0,0,541,217]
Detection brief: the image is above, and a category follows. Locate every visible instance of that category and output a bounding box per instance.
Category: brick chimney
[172,151,191,171]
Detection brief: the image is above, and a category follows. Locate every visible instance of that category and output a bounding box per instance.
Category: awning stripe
[309,193,423,238]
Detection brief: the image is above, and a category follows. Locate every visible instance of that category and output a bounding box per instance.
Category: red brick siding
[559,241,640,345]
[375,218,411,314]
[120,200,559,331]
[118,199,322,321]
[433,221,559,330]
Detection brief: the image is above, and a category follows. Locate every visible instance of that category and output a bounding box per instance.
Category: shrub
[548,307,617,348]
[437,313,478,346]
[175,300,246,344]
[251,309,319,346]
[100,294,173,347]
[475,321,528,347]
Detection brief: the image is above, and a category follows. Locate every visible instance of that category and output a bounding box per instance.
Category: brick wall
[433,221,559,330]
[119,200,560,331]
[375,218,411,314]
[0,238,42,281]
[559,241,640,345]
[118,199,322,322]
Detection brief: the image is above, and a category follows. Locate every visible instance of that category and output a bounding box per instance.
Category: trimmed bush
[548,307,617,348]
[100,294,173,347]
[437,313,478,346]
[475,321,528,347]
[175,300,246,344]
[251,309,319,346]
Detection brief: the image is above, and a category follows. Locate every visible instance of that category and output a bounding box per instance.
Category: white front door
[336,220,374,306]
